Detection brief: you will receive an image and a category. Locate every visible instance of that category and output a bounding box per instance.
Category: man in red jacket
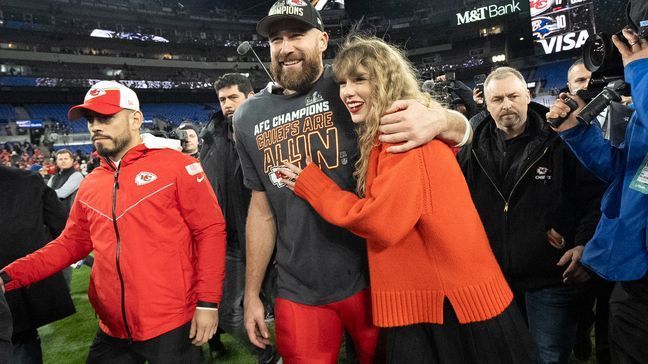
[0,81,227,363]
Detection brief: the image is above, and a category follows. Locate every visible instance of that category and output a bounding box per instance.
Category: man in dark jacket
[0,165,75,364]
[200,73,277,363]
[458,67,604,364]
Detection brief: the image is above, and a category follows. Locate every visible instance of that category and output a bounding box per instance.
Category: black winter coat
[0,166,75,334]
[200,113,251,255]
[458,104,604,291]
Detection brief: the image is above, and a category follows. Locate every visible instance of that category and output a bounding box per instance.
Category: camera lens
[583,33,607,72]
[582,32,624,75]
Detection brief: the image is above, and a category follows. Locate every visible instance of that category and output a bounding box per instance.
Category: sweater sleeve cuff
[294,163,338,202]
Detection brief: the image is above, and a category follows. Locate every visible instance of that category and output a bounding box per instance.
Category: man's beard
[94,131,132,159]
[271,50,322,94]
[497,113,522,128]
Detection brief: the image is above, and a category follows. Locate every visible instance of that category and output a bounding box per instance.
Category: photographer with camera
[565,59,633,147]
[425,73,479,119]
[548,2,648,360]
[176,123,201,158]
[564,57,635,363]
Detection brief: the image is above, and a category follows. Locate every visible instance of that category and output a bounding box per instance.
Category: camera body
[548,0,645,128]
[422,72,463,106]
[583,0,647,78]
[168,129,189,145]
[576,80,625,125]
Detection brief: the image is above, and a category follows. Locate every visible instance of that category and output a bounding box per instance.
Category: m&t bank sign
[456,0,521,25]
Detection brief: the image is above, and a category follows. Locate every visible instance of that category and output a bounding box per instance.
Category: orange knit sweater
[294,140,513,327]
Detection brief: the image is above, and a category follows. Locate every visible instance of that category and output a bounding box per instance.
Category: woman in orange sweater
[278,36,536,363]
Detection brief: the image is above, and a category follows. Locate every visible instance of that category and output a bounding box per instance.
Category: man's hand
[0,277,3,293]
[547,228,566,249]
[620,95,633,106]
[244,295,271,349]
[613,28,648,67]
[557,245,591,284]
[472,87,484,105]
[378,100,449,153]
[189,308,218,346]
[546,93,586,132]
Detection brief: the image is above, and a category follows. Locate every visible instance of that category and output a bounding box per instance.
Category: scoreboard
[530,0,595,55]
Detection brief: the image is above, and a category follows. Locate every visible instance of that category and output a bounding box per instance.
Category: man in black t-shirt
[235,1,472,362]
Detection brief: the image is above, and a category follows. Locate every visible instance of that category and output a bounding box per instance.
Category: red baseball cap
[68,81,140,120]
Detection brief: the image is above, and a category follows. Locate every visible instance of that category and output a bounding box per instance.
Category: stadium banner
[16,119,44,128]
[455,0,523,26]
[530,0,595,55]
[0,77,212,90]
[90,29,170,43]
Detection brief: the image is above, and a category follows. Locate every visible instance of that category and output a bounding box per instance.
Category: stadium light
[491,54,506,63]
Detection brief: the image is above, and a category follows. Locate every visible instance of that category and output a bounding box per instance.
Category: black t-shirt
[234,66,368,305]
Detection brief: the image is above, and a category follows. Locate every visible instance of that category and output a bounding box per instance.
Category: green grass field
[39,268,256,364]
[39,269,595,364]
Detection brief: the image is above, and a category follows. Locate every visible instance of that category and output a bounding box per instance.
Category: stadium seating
[140,103,213,124]
[524,60,572,92]
[0,104,15,121]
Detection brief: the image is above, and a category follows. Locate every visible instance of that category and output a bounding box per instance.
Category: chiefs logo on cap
[87,88,107,99]
[286,0,308,6]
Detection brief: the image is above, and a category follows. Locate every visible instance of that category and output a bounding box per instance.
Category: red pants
[274,288,379,364]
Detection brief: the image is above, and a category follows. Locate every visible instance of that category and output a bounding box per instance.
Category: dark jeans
[9,328,42,364]
[609,279,648,364]
[86,322,201,364]
[517,285,582,364]
[214,251,276,363]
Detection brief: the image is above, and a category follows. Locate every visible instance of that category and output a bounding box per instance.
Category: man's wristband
[197,301,219,311]
[452,111,472,148]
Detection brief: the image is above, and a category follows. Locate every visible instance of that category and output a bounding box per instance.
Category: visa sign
[457,0,521,25]
[538,29,589,54]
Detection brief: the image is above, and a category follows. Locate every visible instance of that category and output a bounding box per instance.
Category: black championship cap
[627,0,648,37]
[257,0,324,37]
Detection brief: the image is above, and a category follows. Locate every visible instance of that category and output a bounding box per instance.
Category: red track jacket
[3,139,226,341]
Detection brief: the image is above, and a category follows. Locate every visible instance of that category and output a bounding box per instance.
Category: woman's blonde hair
[333,36,433,196]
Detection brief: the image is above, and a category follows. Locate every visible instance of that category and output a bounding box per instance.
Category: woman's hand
[277,156,311,191]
